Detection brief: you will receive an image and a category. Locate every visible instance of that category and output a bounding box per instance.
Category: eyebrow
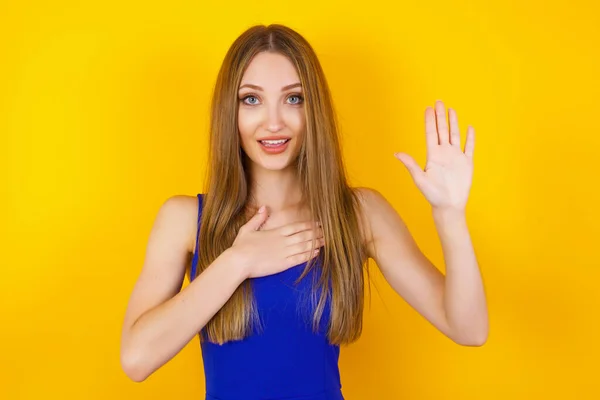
[238,82,302,91]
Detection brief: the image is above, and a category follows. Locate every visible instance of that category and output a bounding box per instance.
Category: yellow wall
[2,1,598,399]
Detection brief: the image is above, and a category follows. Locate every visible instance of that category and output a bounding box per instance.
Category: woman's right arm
[119,195,247,382]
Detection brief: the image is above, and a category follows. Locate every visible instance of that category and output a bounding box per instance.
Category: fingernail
[258,206,265,213]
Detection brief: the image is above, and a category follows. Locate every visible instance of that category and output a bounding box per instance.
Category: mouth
[257,138,291,147]
[257,138,291,154]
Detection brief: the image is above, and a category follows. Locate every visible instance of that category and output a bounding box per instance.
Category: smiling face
[237,51,306,172]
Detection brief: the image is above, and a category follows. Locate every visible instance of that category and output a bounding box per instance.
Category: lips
[257,138,291,154]
[258,138,290,146]
[257,135,291,141]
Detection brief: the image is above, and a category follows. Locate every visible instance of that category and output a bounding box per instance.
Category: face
[237,52,305,171]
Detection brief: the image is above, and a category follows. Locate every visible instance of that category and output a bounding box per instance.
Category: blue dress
[190,194,344,400]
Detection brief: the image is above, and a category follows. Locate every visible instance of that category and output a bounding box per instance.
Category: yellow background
[2,1,599,399]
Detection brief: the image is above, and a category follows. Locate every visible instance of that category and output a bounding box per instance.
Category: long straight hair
[194,24,370,345]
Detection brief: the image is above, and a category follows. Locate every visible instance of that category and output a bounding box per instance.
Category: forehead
[240,52,300,89]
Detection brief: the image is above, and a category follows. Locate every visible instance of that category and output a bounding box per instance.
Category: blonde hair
[194,24,370,345]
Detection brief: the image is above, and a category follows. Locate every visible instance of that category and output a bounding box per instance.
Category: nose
[265,103,284,133]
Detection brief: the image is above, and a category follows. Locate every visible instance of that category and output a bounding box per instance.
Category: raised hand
[394,100,475,212]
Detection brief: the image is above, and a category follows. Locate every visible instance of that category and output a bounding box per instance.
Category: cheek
[238,109,257,142]
[285,108,305,133]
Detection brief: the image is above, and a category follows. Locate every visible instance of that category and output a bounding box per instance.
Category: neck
[247,163,303,213]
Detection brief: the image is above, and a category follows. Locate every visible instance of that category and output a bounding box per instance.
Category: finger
[302,237,325,254]
[278,220,320,236]
[464,125,475,160]
[435,100,449,145]
[242,205,269,231]
[305,236,326,250]
[286,248,320,268]
[289,238,325,257]
[425,107,438,149]
[394,152,426,183]
[448,107,461,146]
[300,227,324,242]
[285,227,323,246]
[303,226,323,237]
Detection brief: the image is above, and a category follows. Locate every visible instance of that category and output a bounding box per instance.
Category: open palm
[395,100,475,212]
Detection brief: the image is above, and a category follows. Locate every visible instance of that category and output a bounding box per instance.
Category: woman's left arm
[360,188,488,346]
[359,100,488,346]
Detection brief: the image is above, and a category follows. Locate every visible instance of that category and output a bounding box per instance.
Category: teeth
[263,139,286,144]
[261,139,288,145]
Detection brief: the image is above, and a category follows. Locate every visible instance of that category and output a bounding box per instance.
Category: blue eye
[241,96,259,105]
[288,94,304,105]
[239,94,304,105]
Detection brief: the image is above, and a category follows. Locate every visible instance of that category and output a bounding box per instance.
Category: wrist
[432,206,466,221]
[432,207,468,235]
[221,247,250,281]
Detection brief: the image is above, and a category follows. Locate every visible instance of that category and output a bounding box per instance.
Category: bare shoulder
[352,186,402,222]
[351,186,403,257]
[351,187,382,252]
[154,194,200,254]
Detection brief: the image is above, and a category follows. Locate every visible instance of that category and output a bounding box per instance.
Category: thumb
[394,152,425,183]
[245,205,269,231]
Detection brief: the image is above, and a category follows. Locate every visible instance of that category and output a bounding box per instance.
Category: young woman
[120,24,488,400]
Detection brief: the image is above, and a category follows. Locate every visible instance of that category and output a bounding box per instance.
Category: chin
[250,156,297,172]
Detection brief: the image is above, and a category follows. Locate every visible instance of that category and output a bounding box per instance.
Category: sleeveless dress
[190,194,344,400]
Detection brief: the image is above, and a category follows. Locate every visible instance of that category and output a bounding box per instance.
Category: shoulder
[351,186,402,257]
[350,187,384,250]
[352,186,407,230]
[352,186,385,207]
[153,194,201,253]
[157,194,199,219]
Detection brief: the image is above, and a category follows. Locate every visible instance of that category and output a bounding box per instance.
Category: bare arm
[356,187,488,346]
[119,195,246,382]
